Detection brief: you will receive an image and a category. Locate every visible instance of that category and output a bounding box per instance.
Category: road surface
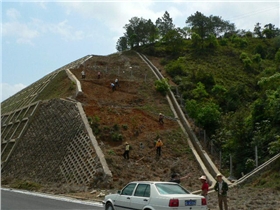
[1,188,103,210]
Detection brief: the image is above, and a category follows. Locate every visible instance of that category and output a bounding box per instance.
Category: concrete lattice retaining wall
[2,98,112,187]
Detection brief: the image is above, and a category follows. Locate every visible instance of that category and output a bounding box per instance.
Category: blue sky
[1,0,279,102]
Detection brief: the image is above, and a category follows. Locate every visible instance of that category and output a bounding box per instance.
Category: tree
[186,11,209,40]
[145,19,159,43]
[263,23,276,39]
[162,28,184,54]
[254,22,263,38]
[208,15,235,37]
[124,17,149,48]
[186,11,235,40]
[116,36,128,52]
[156,11,175,39]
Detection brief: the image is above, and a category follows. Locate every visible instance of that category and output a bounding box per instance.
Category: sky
[1,0,279,102]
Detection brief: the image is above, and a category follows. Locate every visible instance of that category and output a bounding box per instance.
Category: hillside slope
[68,51,205,191]
[2,50,279,210]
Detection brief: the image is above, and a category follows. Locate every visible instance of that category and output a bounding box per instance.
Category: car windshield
[155,183,190,195]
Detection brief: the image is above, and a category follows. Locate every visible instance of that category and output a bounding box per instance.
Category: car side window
[121,183,137,196]
[134,184,150,197]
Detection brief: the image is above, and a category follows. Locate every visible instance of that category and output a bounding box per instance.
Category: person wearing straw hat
[214,173,228,210]
[199,175,209,202]
[123,142,130,160]
[158,113,164,124]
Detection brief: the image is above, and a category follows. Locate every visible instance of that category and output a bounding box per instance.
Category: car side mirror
[117,190,121,194]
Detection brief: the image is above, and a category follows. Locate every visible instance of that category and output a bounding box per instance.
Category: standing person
[111,82,115,91]
[169,173,191,184]
[123,142,130,160]
[199,175,209,202]
[159,113,164,124]
[81,70,86,79]
[115,78,119,87]
[97,71,101,79]
[155,138,163,156]
[214,174,229,210]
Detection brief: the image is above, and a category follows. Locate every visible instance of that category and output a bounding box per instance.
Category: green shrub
[122,124,128,130]
[11,180,41,191]
[154,78,170,96]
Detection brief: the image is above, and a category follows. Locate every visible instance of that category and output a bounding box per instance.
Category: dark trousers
[123,151,129,159]
[156,147,161,156]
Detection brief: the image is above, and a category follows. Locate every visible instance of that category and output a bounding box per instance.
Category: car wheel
[105,202,115,210]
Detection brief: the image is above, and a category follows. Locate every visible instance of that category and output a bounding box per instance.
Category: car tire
[105,202,115,210]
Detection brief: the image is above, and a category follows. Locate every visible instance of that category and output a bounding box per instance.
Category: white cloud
[48,20,85,41]
[6,8,21,20]
[58,2,158,35]
[2,21,39,45]
[0,83,26,102]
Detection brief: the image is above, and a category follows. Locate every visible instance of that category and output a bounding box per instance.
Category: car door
[130,184,151,209]
[114,183,136,210]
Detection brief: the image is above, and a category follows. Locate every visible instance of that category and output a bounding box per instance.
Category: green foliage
[219,38,228,46]
[107,150,116,155]
[10,180,41,191]
[196,101,221,133]
[116,11,279,178]
[111,133,123,142]
[242,57,253,71]
[252,53,262,63]
[206,34,219,49]
[245,158,255,171]
[258,73,280,91]
[185,99,221,133]
[122,124,128,130]
[275,49,280,63]
[88,116,100,135]
[154,78,170,96]
[239,52,253,71]
[254,44,266,59]
[113,124,119,131]
[232,36,248,48]
[195,69,215,90]
[268,135,280,155]
[165,60,186,77]
[191,82,209,99]
[191,32,203,49]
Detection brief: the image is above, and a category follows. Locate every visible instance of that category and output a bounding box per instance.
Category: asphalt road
[1,188,103,210]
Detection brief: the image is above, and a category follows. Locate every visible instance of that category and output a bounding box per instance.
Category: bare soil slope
[71,53,204,192]
[69,53,280,210]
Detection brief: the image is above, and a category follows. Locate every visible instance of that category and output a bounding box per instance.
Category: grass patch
[10,179,42,191]
[36,70,76,101]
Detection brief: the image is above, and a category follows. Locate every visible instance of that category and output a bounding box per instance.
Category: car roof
[129,181,177,184]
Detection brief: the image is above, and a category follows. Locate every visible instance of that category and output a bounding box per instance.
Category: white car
[103,181,207,210]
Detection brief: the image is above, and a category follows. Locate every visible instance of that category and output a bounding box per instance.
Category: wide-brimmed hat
[216,173,223,177]
[125,142,128,144]
[199,175,207,180]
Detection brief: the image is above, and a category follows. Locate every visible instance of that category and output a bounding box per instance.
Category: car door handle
[143,199,148,201]
[127,197,131,199]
